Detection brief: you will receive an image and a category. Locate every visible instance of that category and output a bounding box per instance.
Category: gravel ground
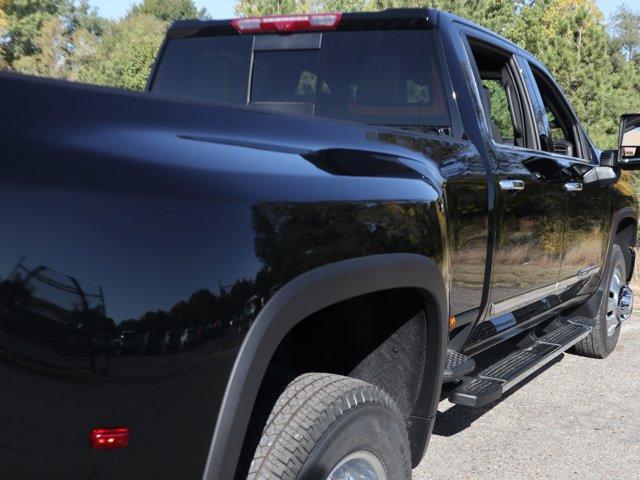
[414,319,640,480]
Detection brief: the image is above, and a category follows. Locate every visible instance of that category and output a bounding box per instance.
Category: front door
[523,62,609,299]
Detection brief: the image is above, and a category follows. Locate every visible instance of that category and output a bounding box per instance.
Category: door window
[466,40,529,148]
[527,64,592,162]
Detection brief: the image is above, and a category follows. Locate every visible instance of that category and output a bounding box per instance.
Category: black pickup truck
[1,8,639,480]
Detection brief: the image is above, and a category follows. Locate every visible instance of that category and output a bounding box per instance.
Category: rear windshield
[152,30,450,133]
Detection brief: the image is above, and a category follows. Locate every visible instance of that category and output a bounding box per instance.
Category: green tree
[508,0,636,148]
[235,0,309,16]
[0,3,7,31]
[67,20,102,81]
[0,1,7,69]
[68,0,107,36]
[131,0,207,22]
[609,4,640,68]
[12,15,68,77]
[75,13,166,91]
[319,0,369,10]
[0,0,72,65]
[65,1,107,80]
[6,1,106,79]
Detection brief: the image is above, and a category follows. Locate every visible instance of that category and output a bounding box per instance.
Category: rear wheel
[574,245,630,358]
[246,373,411,480]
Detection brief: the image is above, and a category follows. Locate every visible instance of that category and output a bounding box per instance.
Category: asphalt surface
[415,319,640,480]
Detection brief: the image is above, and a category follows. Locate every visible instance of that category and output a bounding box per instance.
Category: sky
[88,0,630,21]
[596,0,630,18]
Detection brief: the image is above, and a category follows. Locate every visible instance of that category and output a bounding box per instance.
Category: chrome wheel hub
[619,286,634,322]
[326,451,387,480]
[605,268,633,337]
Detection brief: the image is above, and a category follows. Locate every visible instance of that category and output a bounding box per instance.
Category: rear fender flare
[201,253,448,480]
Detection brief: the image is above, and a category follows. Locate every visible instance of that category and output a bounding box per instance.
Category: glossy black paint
[0,7,636,480]
[0,69,475,479]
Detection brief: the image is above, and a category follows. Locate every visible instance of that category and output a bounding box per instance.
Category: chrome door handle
[564,182,583,192]
[499,179,525,191]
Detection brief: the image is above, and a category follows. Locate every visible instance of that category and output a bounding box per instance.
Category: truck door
[464,37,566,330]
[520,60,610,300]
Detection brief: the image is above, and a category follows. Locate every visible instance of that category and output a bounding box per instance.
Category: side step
[450,317,596,408]
[443,350,476,382]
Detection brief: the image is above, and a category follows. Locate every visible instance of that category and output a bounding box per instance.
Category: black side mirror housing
[618,113,640,170]
[600,149,617,167]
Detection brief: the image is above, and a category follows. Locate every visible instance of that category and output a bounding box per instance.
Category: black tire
[246,372,411,480]
[574,244,626,358]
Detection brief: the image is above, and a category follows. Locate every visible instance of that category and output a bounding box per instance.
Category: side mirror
[618,113,640,169]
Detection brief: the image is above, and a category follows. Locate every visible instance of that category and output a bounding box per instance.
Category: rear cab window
[464,37,532,150]
[152,36,253,105]
[151,29,451,135]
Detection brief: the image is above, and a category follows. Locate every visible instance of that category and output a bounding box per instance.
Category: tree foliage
[75,13,166,90]
[609,4,640,68]
[505,0,640,148]
[234,0,308,16]
[0,0,206,88]
[1,0,104,76]
[0,1,8,68]
[0,5,7,32]
[503,0,619,146]
[131,0,208,22]
[1,0,70,64]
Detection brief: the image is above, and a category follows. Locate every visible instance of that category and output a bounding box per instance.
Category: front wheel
[574,244,630,358]
[247,373,411,480]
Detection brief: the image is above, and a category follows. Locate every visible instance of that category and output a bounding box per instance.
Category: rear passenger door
[520,60,610,299]
[465,36,566,326]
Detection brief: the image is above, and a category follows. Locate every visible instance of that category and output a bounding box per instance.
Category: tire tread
[574,245,625,359]
[247,372,410,480]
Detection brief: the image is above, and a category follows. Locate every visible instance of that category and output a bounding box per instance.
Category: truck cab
[146,9,638,478]
[149,7,635,367]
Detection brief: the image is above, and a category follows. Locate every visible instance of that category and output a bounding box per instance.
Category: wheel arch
[607,206,637,277]
[614,212,637,281]
[573,206,637,319]
[201,253,448,480]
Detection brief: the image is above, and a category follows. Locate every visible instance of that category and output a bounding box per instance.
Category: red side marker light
[90,427,130,450]
[231,13,341,34]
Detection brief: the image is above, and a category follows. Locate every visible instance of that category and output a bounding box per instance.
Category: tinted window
[250,50,320,115]
[528,64,588,160]
[152,30,449,132]
[251,50,319,102]
[467,40,527,148]
[152,36,252,104]
[315,31,449,131]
